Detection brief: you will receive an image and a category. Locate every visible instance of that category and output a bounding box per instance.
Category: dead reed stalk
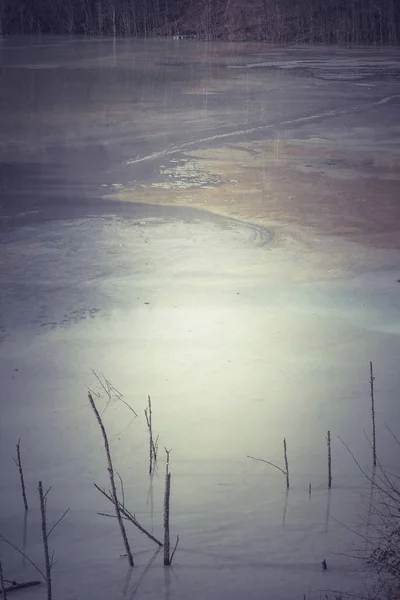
[164,449,171,565]
[0,561,7,600]
[38,482,52,600]
[327,430,332,488]
[0,581,41,595]
[283,438,289,489]
[144,396,159,474]
[163,449,179,566]
[37,484,68,599]
[88,391,134,566]
[370,361,377,467]
[92,370,137,419]
[13,439,28,511]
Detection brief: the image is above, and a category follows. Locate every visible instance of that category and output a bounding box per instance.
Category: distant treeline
[0,0,399,44]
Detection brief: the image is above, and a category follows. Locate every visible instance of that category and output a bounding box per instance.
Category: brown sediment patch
[107,138,400,273]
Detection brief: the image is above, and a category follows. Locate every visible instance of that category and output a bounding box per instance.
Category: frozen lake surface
[1,37,400,599]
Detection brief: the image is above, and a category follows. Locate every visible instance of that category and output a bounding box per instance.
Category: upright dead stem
[145,396,158,474]
[327,430,332,488]
[88,391,134,566]
[164,449,172,566]
[283,438,289,489]
[162,449,179,566]
[13,439,28,511]
[38,482,51,600]
[370,361,377,467]
[0,561,7,600]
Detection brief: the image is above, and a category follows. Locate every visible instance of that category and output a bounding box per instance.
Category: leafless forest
[0,0,399,44]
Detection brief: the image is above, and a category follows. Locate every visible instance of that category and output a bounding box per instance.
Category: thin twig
[170,535,180,565]
[247,455,287,476]
[47,508,70,539]
[384,422,400,447]
[94,484,163,547]
[116,397,138,418]
[0,536,45,580]
[165,448,172,465]
[97,512,129,520]
[337,436,397,503]
[92,370,137,417]
[92,370,118,413]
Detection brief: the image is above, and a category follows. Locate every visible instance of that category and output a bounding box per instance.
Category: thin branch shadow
[324,488,332,534]
[282,489,289,529]
[128,547,161,599]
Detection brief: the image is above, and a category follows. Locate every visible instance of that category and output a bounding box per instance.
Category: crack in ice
[126,94,400,166]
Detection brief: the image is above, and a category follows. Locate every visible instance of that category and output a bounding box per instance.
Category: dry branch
[47,509,70,538]
[247,455,287,476]
[170,535,180,564]
[247,441,289,489]
[0,536,45,581]
[327,430,332,488]
[13,439,28,511]
[94,484,163,547]
[370,361,377,467]
[283,438,289,489]
[92,370,137,417]
[144,396,159,474]
[88,391,134,566]
[385,422,400,448]
[0,581,41,595]
[38,482,52,600]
